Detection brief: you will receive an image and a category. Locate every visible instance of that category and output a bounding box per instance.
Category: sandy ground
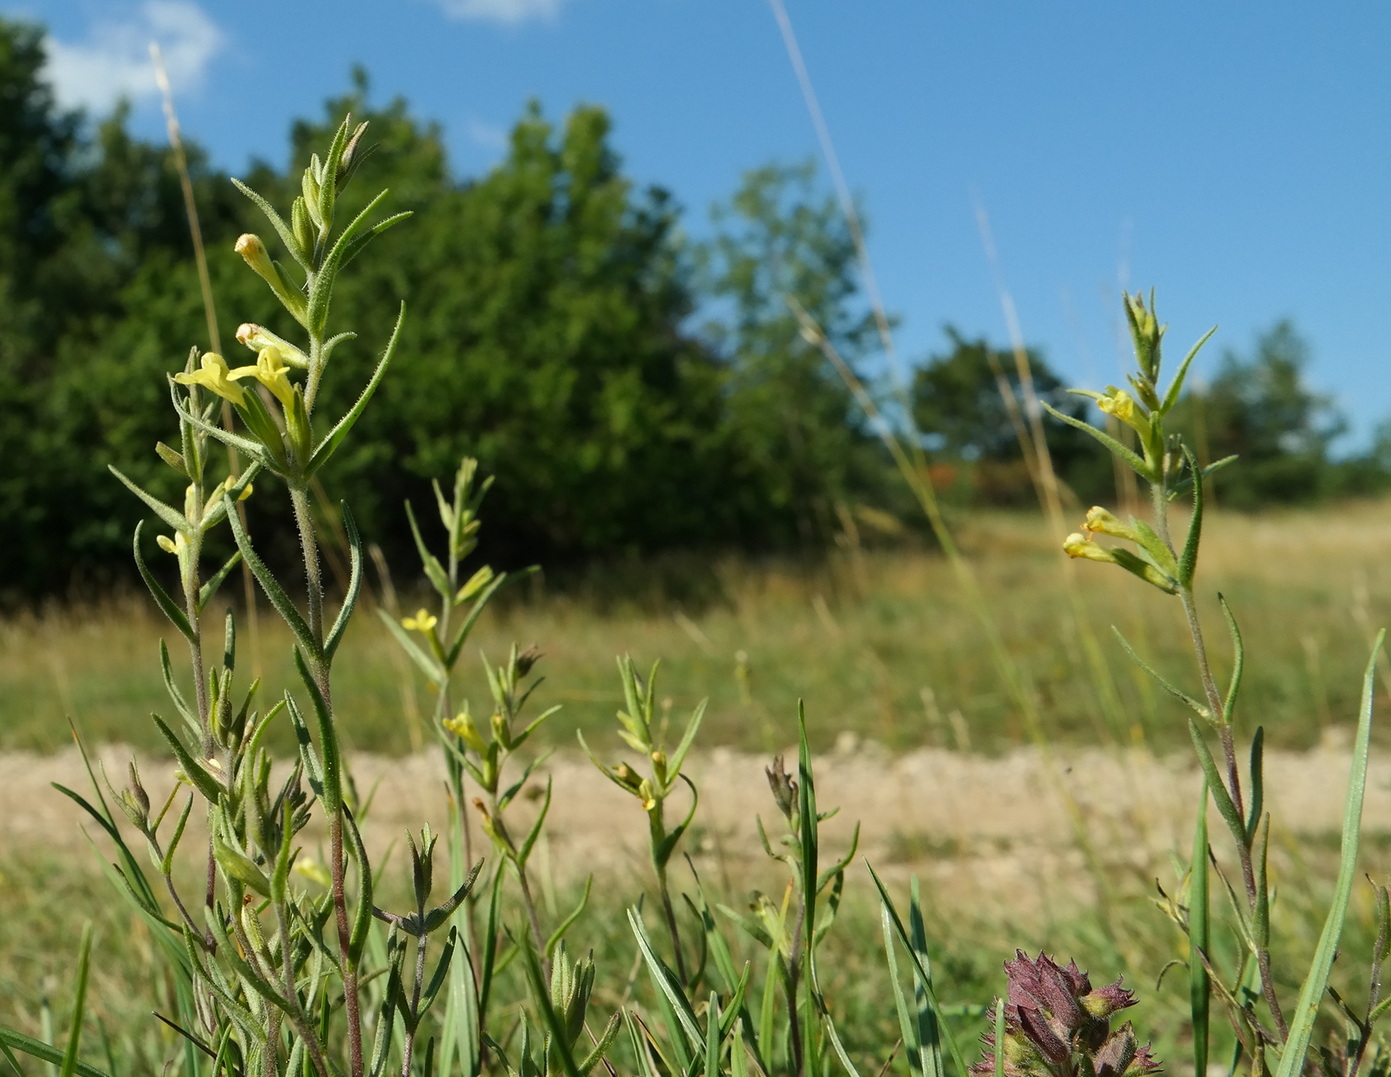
[4,731,1387,917]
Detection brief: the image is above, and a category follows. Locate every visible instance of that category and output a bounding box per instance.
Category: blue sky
[17,0,1391,447]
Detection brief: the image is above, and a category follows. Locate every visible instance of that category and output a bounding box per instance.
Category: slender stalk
[401,933,430,1077]
[1150,469,1287,1042]
[655,868,688,985]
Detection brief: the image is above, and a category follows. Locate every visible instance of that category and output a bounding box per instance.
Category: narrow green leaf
[883,900,925,1077]
[445,571,512,667]
[406,500,452,599]
[324,502,364,660]
[516,777,553,867]
[669,699,708,779]
[0,1026,111,1077]
[306,302,404,477]
[1178,446,1204,589]
[307,188,390,334]
[1275,630,1385,1077]
[343,808,374,966]
[57,923,93,1077]
[1186,718,1246,845]
[293,647,340,814]
[1251,814,1271,950]
[170,390,278,472]
[109,467,191,537]
[152,715,223,803]
[130,523,195,642]
[225,499,320,661]
[1246,727,1265,844]
[1220,594,1244,725]
[230,177,302,263]
[377,609,446,686]
[866,863,969,1077]
[1043,401,1153,478]
[545,877,593,959]
[336,211,413,272]
[197,552,243,615]
[628,907,703,1047]
[1161,325,1219,414]
[1113,627,1208,717]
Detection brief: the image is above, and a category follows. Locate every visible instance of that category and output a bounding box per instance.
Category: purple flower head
[971,952,1159,1077]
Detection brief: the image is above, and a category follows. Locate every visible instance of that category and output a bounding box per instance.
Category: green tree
[1173,321,1345,507]
[698,160,883,545]
[912,328,1111,505]
[278,92,732,566]
[0,20,244,594]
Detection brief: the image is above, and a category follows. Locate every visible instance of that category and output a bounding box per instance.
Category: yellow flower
[1096,389,1137,424]
[173,352,251,407]
[401,609,438,634]
[231,346,296,409]
[156,533,187,555]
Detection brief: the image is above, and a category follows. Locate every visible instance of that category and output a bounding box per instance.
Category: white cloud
[428,0,567,26]
[45,0,224,113]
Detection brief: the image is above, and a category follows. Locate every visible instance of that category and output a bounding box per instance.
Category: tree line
[1,19,1381,598]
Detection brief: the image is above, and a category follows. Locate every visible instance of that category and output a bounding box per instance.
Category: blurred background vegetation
[3,14,1389,603]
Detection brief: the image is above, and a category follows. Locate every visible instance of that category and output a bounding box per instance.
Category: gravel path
[4,734,1384,916]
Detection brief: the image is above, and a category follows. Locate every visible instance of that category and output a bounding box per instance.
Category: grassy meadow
[5,498,1391,758]
[5,497,1391,1073]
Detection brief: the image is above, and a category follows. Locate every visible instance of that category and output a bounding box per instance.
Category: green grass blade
[866,863,968,1077]
[0,1027,111,1077]
[1189,782,1211,1077]
[58,923,94,1077]
[1275,630,1385,1077]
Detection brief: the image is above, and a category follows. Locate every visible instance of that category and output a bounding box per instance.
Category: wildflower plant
[1050,291,1390,1077]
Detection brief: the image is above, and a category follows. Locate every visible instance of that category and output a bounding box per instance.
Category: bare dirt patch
[4,733,1385,915]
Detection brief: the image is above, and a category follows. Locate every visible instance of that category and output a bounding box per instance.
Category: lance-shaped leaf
[294,646,340,814]
[153,714,223,803]
[110,467,191,537]
[306,302,404,477]
[377,609,446,686]
[230,177,301,266]
[226,497,321,662]
[1178,447,1205,589]
[197,552,243,615]
[1043,401,1154,480]
[324,503,364,660]
[1161,325,1219,414]
[131,523,194,642]
[343,807,374,965]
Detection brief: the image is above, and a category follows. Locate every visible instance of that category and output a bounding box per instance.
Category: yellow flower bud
[1083,506,1138,542]
[1063,532,1117,564]
[236,323,309,369]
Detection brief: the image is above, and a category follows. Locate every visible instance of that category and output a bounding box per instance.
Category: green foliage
[698,160,885,546]
[1169,321,1350,507]
[910,328,1111,505]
